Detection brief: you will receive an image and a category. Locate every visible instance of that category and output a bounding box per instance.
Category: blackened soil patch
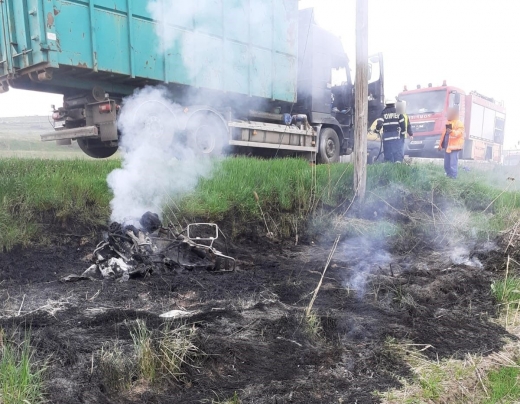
[0,238,510,403]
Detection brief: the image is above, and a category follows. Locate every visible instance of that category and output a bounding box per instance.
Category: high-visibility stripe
[383,122,399,126]
[384,136,400,141]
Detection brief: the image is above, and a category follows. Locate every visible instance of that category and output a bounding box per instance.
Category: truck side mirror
[454,92,461,105]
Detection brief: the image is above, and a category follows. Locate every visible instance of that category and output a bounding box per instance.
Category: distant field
[0,116,93,159]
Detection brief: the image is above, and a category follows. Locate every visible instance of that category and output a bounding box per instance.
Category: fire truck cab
[398,82,506,162]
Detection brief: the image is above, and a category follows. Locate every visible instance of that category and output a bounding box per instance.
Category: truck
[0,0,384,161]
[398,82,506,162]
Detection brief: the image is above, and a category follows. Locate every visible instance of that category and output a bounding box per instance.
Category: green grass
[130,319,157,383]
[491,277,520,307]
[129,320,198,386]
[178,159,520,219]
[381,337,520,404]
[98,341,135,393]
[484,366,520,404]
[175,158,520,242]
[213,391,241,404]
[0,158,119,250]
[417,366,444,400]
[0,157,519,251]
[0,331,46,404]
[303,310,323,340]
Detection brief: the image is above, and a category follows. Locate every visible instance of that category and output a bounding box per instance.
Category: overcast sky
[0,0,518,148]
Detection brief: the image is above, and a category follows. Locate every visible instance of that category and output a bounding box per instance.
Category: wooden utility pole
[353,0,369,200]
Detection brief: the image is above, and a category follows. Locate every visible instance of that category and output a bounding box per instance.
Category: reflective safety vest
[403,114,411,138]
[376,106,406,141]
[439,119,465,153]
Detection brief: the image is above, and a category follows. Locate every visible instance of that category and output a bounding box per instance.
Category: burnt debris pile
[64,212,235,283]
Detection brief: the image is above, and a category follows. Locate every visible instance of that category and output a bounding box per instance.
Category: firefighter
[396,100,413,156]
[376,98,407,163]
[438,107,465,178]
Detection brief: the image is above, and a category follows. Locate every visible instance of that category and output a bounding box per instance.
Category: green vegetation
[179,158,520,221]
[484,366,520,404]
[492,277,520,307]
[214,392,241,404]
[417,365,444,400]
[130,320,198,385]
[0,157,519,251]
[207,391,242,404]
[382,255,520,404]
[98,341,134,393]
[303,310,323,340]
[0,330,46,404]
[175,158,520,244]
[99,320,199,393]
[0,158,119,250]
[381,338,520,404]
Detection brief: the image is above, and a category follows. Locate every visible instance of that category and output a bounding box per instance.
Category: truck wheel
[78,139,118,159]
[186,114,227,156]
[317,128,340,164]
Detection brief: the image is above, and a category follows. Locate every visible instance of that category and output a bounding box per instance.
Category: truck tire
[78,139,118,159]
[317,128,340,164]
[186,114,227,156]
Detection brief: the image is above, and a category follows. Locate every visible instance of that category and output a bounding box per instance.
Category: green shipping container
[0,0,298,102]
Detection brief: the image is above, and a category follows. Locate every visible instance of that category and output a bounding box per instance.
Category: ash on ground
[63,212,235,282]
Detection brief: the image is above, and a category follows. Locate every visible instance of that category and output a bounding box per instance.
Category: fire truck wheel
[186,114,227,156]
[317,128,340,164]
[78,139,118,159]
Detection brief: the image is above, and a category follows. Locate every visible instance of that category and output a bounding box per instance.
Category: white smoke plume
[107,86,213,225]
[147,0,274,89]
[107,1,277,225]
[340,237,393,297]
[147,1,224,88]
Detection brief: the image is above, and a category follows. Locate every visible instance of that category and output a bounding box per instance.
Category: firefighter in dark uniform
[376,98,407,163]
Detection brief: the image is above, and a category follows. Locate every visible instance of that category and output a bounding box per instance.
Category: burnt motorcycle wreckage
[64,212,235,282]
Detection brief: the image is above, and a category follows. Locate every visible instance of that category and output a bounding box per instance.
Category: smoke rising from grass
[109,1,240,225]
[107,87,213,225]
[341,237,392,297]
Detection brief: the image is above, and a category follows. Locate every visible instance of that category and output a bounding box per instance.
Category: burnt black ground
[0,234,511,404]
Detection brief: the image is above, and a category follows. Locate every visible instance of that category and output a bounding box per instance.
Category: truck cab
[295,9,384,161]
[399,83,506,162]
[398,83,464,157]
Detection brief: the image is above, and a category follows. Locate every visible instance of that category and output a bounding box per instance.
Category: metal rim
[325,137,337,158]
[194,124,217,154]
[144,115,167,140]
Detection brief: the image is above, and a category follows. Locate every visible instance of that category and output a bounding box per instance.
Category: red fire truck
[398,82,506,162]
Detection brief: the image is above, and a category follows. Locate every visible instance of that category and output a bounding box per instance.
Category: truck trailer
[0,0,384,161]
[399,83,506,162]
